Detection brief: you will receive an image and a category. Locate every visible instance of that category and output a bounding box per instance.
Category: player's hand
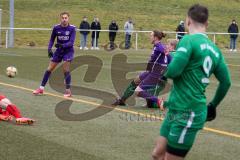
[206,102,216,121]
[48,49,53,58]
[55,43,63,49]
[161,76,167,81]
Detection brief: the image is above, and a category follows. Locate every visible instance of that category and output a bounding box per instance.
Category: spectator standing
[79,16,90,50]
[109,20,118,50]
[176,20,185,40]
[91,17,101,50]
[228,19,239,52]
[124,17,134,49]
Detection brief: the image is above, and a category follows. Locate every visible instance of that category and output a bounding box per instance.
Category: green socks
[121,80,138,101]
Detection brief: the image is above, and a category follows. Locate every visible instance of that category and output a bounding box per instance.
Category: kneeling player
[146,39,178,108]
[0,94,35,125]
[113,30,171,109]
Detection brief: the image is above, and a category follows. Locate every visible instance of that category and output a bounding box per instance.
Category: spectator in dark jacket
[176,20,185,40]
[109,20,118,49]
[91,17,101,50]
[79,16,90,50]
[228,19,239,52]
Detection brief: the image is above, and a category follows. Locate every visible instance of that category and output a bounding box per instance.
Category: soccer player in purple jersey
[113,30,171,109]
[33,12,76,97]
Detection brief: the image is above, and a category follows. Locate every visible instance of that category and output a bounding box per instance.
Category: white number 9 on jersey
[203,56,212,77]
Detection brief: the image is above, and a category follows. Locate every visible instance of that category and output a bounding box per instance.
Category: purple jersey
[146,42,172,75]
[48,24,76,55]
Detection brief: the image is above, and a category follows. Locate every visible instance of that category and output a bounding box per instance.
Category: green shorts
[160,109,207,151]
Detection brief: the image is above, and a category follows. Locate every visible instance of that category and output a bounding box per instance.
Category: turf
[0,48,240,160]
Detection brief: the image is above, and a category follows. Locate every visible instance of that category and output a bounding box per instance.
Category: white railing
[0,27,239,50]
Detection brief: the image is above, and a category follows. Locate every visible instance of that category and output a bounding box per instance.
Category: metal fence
[0,27,239,50]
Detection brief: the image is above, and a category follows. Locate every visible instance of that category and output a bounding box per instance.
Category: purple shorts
[138,71,161,90]
[51,51,74,63]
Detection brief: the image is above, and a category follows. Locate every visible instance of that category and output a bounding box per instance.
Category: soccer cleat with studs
[64,89,72,97]
[33,88,44,95]
[16,117,35,125]
[112,98,126,106]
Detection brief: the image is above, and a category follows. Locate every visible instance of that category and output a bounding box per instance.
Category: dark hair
[60,12,70,17]
[188,4,208,23]
[153,30,166,40]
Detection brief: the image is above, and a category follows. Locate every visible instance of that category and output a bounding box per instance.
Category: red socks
[6,104,22,118]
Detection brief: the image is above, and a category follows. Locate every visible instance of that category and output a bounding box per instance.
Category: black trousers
[109,35,116,49]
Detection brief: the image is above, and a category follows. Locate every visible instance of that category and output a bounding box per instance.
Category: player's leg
[112,77,140,106]
[152,111,171,160]
[163,110,206,160]
[112,72,148,106]
[135,74,164,109]
[147,80,167,108]
[62,53,73,97]
[0,95,20,118]
[164,153,184,160]
[6,102,35,125]
[33,60,59,95]
[0,95,34,124]
[152,136,168,160]
[0,96,19,118]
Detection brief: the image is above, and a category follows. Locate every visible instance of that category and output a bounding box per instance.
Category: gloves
[206,102,216,121]
[55,43,63,49]
[161,76,167,81]
[48,49,53,58]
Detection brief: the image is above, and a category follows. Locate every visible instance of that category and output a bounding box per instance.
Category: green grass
[1,0,240,48]
[0,48,239,160]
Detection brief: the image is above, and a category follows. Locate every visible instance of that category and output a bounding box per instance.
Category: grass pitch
[0,48,240,160]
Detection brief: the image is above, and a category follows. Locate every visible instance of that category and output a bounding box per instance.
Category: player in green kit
[152,4,231,160]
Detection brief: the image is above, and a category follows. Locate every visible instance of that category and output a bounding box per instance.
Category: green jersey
[169,51,176,58]
[164,33,231,111]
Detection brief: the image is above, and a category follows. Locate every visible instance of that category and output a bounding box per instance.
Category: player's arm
[210,57,231,107]
[48,27,56,58]
[62,27,76,48]
[206,56,231,121]
[164,37,192,78]
[48,27,56,51]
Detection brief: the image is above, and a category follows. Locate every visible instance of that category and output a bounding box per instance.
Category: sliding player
[0,94,35,125]
[33,12,76,97]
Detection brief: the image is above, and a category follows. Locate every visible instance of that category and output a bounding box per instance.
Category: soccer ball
[6,66,17,78]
